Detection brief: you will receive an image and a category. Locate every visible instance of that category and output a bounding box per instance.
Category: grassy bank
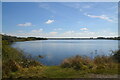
[3,45,120,78]
[9,66,119,78]
[2,34,45,78]
[2,41,43,78]
[2,34,120,78]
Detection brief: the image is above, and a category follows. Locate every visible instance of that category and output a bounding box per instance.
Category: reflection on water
[12,40,118,65]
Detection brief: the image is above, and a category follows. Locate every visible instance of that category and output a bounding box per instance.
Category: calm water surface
[12,40,118,65]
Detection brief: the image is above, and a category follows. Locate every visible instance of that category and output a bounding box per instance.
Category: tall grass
[94,55,118,69]
[61,52,119,71]
[2,41,42,78]
[61,55,94,70]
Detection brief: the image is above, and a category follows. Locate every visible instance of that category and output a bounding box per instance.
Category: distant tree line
[96,37,120,40]
[1,34,47,44]
[48,37,120,40]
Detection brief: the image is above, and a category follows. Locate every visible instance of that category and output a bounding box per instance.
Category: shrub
[94,55,117,69]
[94,55,111,64]
[2,41,42,78]
[61,55,94,70]
[61,54,118,71]
[19,59,42,68]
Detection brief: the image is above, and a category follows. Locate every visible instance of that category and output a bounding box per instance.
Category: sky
[1,0,120,2]
[2,2,118,38]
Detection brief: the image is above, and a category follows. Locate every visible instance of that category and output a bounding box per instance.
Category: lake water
[12,40,118,65]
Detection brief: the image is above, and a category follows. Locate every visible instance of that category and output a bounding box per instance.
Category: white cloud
[59,30,95,38]
[84,13,113,22]
[63,3,92,9]
[54,28,62,30]
[45,20,55,24]
[8,30,118,38]
[60,30,117,38]
[63,3,80,9]
[17,22,34,27]
[60,31,75,37]
[64,31,74,34]
[49,32,58,35]
[9,29,43,37]
[80,28,88,31]
[31,29,43,33]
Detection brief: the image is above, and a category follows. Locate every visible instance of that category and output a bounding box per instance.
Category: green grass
[9,65,119,78]
[10,66,89,78]
[2,41,42,78]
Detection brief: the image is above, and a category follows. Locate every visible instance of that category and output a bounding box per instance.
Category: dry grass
[61,54,118,73]
[61,55,94,70]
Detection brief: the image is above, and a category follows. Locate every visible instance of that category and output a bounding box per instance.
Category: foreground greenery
[2,40,43,78]
[2,34,45,78]
[2,34,120,78]
[4,54,120,78]
[9,65,119,78]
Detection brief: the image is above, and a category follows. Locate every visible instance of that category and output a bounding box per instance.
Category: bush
[2,41,42,78]
[94,55,112,64]
[61,55,94,70]
[19,59,42,68]
[61,54,118,71]
[94,55,118,69]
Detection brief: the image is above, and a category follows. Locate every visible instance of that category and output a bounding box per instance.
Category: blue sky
[2,2,118,38]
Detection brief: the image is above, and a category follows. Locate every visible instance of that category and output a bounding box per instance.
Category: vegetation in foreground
[5,52,120,78]
[2,34,45,78]
[1,34,120,78]
[61,55,119,76]
[9,52,120,78]
[2,40,43,78]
